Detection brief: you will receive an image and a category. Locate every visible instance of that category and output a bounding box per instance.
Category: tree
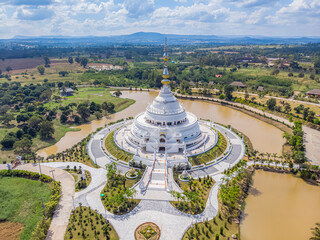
[1,134,17,149]
[1,113,14,126]
[28,116,42,132]
[303,107,310,120]
[307,110,316,123]
[77,105,90,122]
[80,57,88,68]
[6,66,12,72]
[102,224,111,240]
[224,85,233,101]
[16,113,30,123]
[40,89,52,102]
[266,98,276,110]
[75,56,80,63]
[245,91,249,101]
[13,137,32,154]
[39,120,55,140]
[68,57,73,64]
[37,65,45,75]
[114,90,122,97]
[60,113,68,123]
[310,222,320,240]
[284,103,292,113]
[43,56,50,67]
[94,112,102,120]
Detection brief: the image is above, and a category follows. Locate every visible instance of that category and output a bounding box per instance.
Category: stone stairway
[148,159,166,190]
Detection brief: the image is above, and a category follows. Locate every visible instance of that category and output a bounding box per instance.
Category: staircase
[148,159,166,190]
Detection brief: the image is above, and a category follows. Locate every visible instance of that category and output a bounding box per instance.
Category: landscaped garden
[101,163,141,215]
[0,170,61,240]
[171,175,215,215]
[64,165,92,192]
[135,222,160,240]
[64,205,119,240]
[105,131,133,162]
[189,131,228,166]
[182,168,252,239]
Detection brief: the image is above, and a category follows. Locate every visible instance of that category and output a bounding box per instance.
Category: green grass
[0,177,51,240]
[190,131,228,166]
[44,87,135,113]
[182,214,239,240]
[104,131,133,162]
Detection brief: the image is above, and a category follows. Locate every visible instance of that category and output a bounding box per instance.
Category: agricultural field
[0,58,85,85]
[0,177,51,240]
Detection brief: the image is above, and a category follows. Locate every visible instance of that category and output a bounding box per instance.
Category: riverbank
[175,93,320,165]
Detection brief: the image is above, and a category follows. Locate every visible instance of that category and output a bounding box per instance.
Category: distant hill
[3,32,320,46]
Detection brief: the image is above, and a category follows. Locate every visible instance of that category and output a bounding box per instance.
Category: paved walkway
[12,163,75,240]
[24,161,223,240]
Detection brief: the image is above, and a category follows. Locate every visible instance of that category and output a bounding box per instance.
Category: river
[240,170,320,240]
[37,91,285,158]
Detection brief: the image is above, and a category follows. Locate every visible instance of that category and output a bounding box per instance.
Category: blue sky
[0,0,319,38]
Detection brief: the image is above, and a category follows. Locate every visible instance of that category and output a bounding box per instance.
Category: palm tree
[310,222,320,240]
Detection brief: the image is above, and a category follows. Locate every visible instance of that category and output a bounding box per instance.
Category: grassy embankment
[104,131,134,162]
[0,177,51,240]
[189,131,228,166]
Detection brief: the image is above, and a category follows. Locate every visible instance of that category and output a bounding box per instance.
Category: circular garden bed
[135,222,160,240]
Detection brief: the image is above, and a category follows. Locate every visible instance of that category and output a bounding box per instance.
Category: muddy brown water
[240,170,320,240]
[37,91,284,158]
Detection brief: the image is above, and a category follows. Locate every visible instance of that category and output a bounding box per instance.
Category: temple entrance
[159,147,165,152]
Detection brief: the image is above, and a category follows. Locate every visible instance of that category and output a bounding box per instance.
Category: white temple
[123,39,208,154]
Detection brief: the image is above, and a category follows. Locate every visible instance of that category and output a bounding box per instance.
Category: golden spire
[162,37,170,85]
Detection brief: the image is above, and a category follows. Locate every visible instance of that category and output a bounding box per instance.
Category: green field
[45,87,135,113]
[0,177,51,239]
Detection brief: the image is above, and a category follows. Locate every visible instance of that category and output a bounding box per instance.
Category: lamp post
[38,158,42,175]
[49,169,55,181]
[39,197,47,219]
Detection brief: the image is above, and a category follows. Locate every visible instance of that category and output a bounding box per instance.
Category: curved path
[34,162,224,240]
[1,163,76,240]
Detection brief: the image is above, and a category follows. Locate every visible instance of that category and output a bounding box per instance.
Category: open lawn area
[0,177,51,240]
[45,87,135,113]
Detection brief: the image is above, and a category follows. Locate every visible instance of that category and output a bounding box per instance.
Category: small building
[209,81,214,86]
[198,81,202,85]
[60,88,74,97]
[306,89,320,98]
[257,86,265,91]
[230,81,246,88]
[215,74,222,78]
[189,81,195,86]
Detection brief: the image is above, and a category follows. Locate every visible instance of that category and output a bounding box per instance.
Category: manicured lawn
[0,177,51,240]
[104,131,133,162]
[189,131,227,166]
[65,206,119,240]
